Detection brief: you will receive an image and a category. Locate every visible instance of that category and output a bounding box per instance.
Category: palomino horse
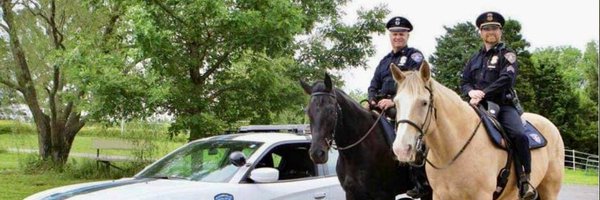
[301,74,429,200]
[389,61,564,199]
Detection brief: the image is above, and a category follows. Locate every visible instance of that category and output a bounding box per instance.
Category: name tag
[487,65,496,69]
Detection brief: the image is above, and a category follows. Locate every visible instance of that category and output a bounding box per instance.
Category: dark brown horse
[301,74,426,200]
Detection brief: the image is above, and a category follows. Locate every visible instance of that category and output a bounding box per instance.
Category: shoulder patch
[504,52,517,64]
[507,65,515,73]
[411,52,423,63]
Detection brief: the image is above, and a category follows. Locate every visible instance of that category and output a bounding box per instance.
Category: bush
[18,154,65,173]
[66,159,147,179]
[0,120,35,135]
[18,154,149,179]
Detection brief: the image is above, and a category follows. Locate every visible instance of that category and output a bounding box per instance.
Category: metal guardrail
[564,149,599,174]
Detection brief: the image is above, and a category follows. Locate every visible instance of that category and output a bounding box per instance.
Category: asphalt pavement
[559,184,599,200]
[396,184,599,200]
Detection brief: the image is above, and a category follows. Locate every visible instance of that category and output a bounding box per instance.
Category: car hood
[25,178,237,200]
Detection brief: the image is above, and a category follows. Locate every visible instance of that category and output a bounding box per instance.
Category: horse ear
[324,73,333,91]
[300,79,312,95]
[420,61,431,82]
[390,63,405,82]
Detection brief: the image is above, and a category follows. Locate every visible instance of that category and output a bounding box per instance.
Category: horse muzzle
[393,143,416,162]
[309,147,329,164]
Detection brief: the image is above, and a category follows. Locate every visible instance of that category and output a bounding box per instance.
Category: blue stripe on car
[42,178,156,200]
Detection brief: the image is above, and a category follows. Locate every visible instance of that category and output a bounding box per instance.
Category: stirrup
[406,188,426,198]
[406,185,431,199]
[519,181,538,200]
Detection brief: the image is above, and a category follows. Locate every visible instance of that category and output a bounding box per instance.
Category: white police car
[25,125,345,200]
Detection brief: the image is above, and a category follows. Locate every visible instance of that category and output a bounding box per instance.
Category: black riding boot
[406,166,432,198]
[519,173,538,200]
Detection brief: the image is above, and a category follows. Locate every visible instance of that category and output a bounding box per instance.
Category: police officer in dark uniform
[367,16,431,199]
[368,16,424,111]
[460,11,537,200]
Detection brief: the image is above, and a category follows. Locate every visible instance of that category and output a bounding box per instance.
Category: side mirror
[249,167,279,183]
[229,151,246,167]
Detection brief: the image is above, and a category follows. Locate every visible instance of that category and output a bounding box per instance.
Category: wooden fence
[564,149,599,174]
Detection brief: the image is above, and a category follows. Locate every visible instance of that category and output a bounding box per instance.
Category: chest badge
[399,56,407,66]
[490,56,498,65]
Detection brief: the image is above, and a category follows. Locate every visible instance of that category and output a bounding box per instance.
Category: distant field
[0,134,184,158]
[0,120,185,159]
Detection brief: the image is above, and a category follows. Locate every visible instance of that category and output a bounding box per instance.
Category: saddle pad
[481,115,547,150]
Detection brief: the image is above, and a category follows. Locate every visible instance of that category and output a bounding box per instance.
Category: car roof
[192,124,312,144]
[197,132,311,144]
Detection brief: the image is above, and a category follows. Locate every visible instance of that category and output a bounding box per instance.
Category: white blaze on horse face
[392,91,418,162]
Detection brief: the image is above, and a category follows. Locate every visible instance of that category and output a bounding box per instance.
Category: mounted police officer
[460,11,537,200]
[366,16,431,199]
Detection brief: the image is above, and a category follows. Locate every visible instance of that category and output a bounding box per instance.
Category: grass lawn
[563,168,599,185]
[0,169,104,200]
[0,152,135,200]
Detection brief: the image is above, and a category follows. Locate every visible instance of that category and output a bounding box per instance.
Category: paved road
[559,184,599,200]
[396,184,598,200]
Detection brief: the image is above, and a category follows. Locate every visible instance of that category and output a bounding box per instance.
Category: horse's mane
[311,81,375,118]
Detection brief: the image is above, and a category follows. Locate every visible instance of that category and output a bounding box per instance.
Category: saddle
[473,101,546,199]
[474,102,547,150]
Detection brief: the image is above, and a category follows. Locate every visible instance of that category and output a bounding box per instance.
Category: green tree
[0,0,150,164]
[124,0,388,141]
[578,41,598,154]
[582,41,599,104]
[429,22,480,92]
[531,47,598,153]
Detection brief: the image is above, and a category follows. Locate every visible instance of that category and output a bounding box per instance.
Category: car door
[241,142,342,200]
[320,149,345,199]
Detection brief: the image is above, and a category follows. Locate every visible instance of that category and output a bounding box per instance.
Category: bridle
[394,83,482,169]
[310,91,383,151]
[395,85,436,167]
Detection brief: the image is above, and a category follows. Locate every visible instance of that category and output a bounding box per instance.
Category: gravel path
[559,184,599,200]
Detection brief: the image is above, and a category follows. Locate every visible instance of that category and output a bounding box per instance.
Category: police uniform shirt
[368,46,424,101]
[460,42,518,103]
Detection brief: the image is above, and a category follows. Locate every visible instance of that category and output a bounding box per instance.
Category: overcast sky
[338,0,600,93]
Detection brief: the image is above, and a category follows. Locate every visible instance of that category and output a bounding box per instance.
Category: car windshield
[137,140,262,183]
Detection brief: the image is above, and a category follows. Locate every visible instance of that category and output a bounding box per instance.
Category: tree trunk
[2,0,84,165]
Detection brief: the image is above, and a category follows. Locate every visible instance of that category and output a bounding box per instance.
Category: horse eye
[422,101,428,106]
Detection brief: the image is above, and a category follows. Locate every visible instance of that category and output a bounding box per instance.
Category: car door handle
[313,192,326,199]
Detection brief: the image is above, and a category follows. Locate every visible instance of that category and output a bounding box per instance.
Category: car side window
[252,143,317,181]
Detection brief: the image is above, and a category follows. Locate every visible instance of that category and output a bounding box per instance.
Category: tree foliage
[0,0,151,164]
[122,0,388,140]
[429,22,480,92]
